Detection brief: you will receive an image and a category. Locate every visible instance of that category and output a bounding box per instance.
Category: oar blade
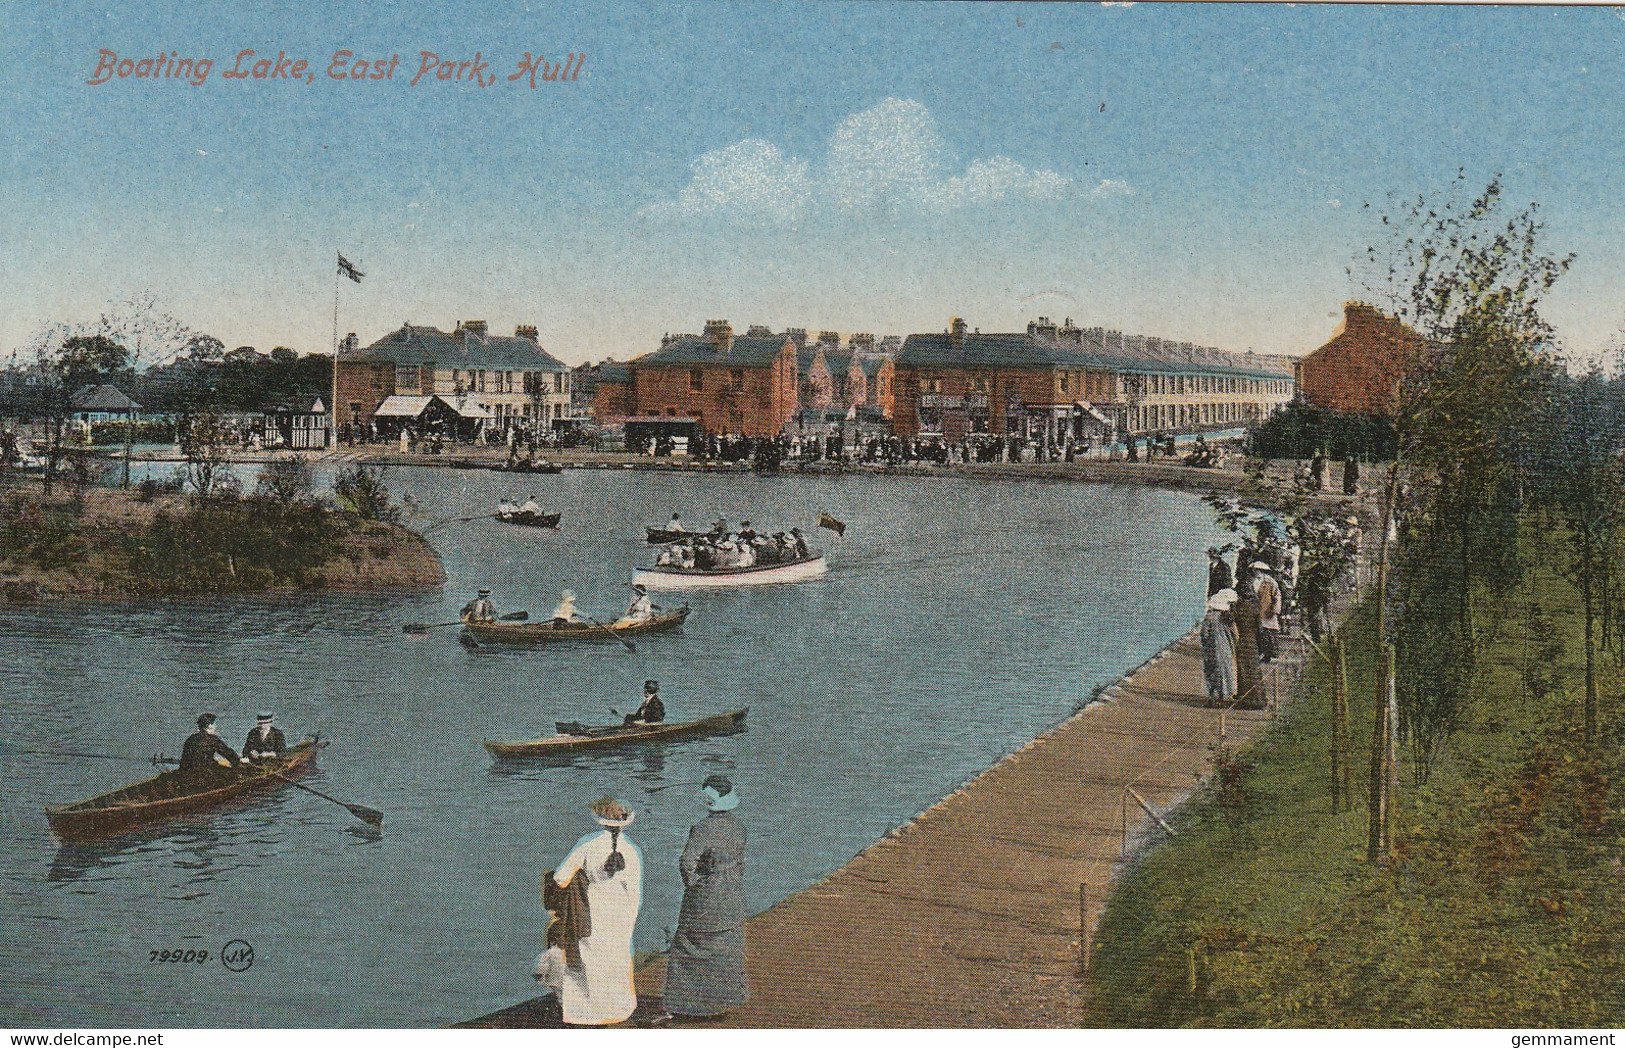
[402,623,430,634]
[348,803,385,827]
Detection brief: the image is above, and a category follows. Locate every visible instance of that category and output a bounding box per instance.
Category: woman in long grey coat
[1200,588,1239,707]
[662,775,748,1018]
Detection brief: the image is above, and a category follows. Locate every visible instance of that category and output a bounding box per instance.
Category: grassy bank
[0,482,444,601]
[1086,545,1625,1026]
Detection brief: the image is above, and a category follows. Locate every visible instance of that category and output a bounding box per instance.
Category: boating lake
[0,466,1227,1026]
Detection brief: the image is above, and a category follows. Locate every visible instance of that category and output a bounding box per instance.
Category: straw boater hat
[256,711,274,724]
[477,588,491,597]
[590,797,634,828]
[632,583,647,594]
[702,775,739,812]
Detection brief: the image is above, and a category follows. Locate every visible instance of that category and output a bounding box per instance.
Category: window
[394,365,419,393]
[690,368,704,391]
[731,368,745,388]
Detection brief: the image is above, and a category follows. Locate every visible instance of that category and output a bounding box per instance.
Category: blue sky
[4,2,1624,366]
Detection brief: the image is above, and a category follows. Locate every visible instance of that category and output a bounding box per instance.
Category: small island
[0,459,444,602]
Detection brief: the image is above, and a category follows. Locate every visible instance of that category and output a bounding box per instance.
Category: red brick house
[1295,302,1426,417]
[624,321,798,436]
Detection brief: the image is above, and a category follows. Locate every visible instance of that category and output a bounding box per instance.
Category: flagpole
[331,256,341,449]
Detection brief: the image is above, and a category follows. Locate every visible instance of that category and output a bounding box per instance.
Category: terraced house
[891,317,1294,442]
[336,320,571,436]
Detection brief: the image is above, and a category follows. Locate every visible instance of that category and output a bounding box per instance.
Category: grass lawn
[1086,538,1625,1026]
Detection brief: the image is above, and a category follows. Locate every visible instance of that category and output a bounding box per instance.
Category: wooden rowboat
[45,740,325,841]
[496,510,561,529]
[633,554,826,590]
[462,606,691,643]
[493,461,563,474]
[483,709,747,758]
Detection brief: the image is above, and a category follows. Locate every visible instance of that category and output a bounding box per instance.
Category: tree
[31,330,129,495]
[91,293,195,487]
[178,413,235,499]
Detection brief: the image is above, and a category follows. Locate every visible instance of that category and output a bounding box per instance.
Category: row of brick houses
[593,315,1295,440]
[890,317,1295,442]
[1294,301,1425,416]
[335,320,572,437]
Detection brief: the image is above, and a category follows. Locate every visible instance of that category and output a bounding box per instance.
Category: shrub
[332,464,398,521]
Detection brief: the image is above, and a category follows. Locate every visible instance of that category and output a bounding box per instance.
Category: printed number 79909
[150,949,209,963]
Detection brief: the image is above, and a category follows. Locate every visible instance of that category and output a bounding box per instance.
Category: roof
[633,335,790,369]
[594,362,629,384]
[346,325,569,372]
[373,394,493,420]
[373,395,434,418]
[71,384,141,412]
[857,356,890,377]
[824,349,854,374]
[898,331,1291,381]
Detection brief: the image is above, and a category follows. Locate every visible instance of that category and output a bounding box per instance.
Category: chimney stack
[457,320,489,339]
[515,324,539,343]
[703,319,734,354]
[818,330,841,346]
[950,316,967,350]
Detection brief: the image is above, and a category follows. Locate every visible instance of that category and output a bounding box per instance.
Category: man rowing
[623,680,666,727]
[461,588,498,623]
[668,511,688,534]
[498,497,520,518]
[619,583,659,625]
[243,711,287,763]
[519,495,543,518]
[180,713,246,773]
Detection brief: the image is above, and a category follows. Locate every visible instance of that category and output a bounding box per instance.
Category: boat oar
[582,616,636,653]
[266,771,384,827]
[0,744,152,763]
[403,610,529,634]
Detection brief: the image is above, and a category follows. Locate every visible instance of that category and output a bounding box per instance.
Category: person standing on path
[1200,589,1239,707]
[663,776,749,1020]
[1206,548,1233,598]
[543,798,643,1026]
[1343,455,1360,496]
[1251,562,1282,664]
[1310,450,1327,491]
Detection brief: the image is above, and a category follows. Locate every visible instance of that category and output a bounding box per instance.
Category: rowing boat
[496,510,562,529]
[633,554,826,590]
[493,461,563,474]
[483,708,747,757]
[646,526,719,545]
[45,740,325,841]
[462,606,691,643]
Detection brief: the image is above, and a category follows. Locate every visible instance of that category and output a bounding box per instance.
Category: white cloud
[648,98,1074,223]
[1091,178,1134,198]
[644,138,811,223]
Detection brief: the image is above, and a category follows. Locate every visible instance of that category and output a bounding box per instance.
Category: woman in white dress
[539,797,643,1026]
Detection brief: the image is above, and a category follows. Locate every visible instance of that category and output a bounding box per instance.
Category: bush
[256,455,315,508]
[332,464,398,521]
[1246,401,1397,461]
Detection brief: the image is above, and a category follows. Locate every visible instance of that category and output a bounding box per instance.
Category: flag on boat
[817,512,846,536]
[337,253,365,283]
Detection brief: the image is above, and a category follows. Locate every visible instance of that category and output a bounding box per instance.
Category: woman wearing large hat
[662,776,748,1019]
[540,797,643,1025]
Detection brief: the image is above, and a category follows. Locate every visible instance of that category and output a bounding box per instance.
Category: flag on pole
[817,512,846,536]
[337,253,365,283]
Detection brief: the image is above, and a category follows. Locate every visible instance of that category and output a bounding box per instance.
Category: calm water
[0,467,1224,1026]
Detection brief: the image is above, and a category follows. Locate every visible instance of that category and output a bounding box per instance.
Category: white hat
[1207,588,1238,611]
[1251,561,1272,571]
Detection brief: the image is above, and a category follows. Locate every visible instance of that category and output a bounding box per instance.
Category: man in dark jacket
[624,681,666,726]
[662,775,748,1018]
[1206,548,1233,598]
[179,714,244,772]
[243,712,286,763]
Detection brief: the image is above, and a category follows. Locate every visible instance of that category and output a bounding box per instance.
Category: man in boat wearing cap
[623,680,666,727]
[461,588,497,623]
[243,711,286,763]
[179,714,246,773]
[619,584,659,626]
[662,775,748,1019]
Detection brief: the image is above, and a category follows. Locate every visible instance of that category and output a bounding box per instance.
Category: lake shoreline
[0,484,446,605]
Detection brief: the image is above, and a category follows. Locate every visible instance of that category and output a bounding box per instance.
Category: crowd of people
[1198,514,1365,708]
[653,517,810,571]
